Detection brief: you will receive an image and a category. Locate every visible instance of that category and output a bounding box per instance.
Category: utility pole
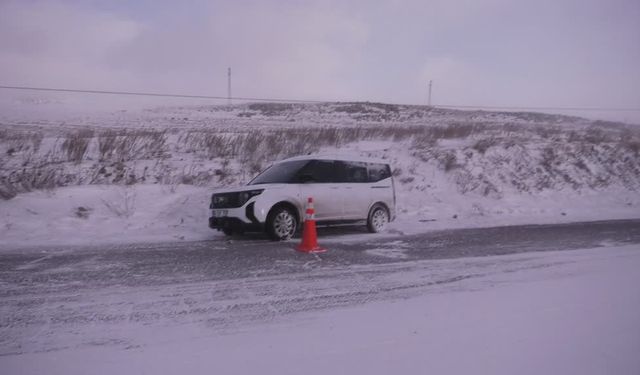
[227,67,232,106]
[428,80,433,107]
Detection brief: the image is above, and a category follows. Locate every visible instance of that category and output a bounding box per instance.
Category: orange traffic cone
[296,197,326,253]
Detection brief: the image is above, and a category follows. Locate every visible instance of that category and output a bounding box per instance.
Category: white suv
[209,155,396,240]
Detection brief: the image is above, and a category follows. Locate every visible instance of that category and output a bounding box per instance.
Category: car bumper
[209,202,265,232]
[208,216,263,232]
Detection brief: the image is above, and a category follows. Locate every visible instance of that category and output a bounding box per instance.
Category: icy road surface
[1,219,639,357]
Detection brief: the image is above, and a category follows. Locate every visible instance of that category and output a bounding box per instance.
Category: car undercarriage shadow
[210,224,372,243]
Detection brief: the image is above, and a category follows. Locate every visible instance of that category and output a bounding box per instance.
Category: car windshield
[249,160,310,185]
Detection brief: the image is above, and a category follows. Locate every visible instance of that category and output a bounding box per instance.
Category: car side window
[368,163,391,182]
[297,160,336,183]
[342,161,369,183]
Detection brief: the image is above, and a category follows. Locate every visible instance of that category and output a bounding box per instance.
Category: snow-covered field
[1,100,639,248]
[2,244,639,374]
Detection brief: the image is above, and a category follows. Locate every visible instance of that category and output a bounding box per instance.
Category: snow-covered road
[1,220,639,374]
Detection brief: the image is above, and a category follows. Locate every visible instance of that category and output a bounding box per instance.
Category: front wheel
[266,206,298,241]
[367,204,389,233]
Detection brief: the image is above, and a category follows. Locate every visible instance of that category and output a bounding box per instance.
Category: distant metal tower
[428,80,432,107]
[227,67,232,106]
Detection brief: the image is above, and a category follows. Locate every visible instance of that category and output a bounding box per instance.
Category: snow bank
[0,184,214,248]
[1,181,638,249]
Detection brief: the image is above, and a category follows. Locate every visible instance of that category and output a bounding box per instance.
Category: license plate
[211,209,228,218]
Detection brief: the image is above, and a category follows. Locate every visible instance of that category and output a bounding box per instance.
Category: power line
[1,84,639,112]
[0,85,324,104]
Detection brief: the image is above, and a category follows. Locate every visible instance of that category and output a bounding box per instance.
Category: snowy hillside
[1,102,639,246]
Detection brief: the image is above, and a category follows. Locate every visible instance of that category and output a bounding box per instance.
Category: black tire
[222,228,234,236]
[367,204,389,233]
[266,206,298,241]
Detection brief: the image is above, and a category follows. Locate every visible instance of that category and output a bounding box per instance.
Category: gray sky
[1,0,639,121]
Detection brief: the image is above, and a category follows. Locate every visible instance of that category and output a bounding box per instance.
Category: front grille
[211,192,241,208]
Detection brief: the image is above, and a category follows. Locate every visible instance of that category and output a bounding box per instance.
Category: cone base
[295,245,326,253]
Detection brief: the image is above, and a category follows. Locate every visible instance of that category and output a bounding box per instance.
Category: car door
[339,161,372,219]
[295,160,344,221]
[367,162,394,214]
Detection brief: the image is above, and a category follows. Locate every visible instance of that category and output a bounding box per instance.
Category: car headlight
[212,194,228,207]
[238,189,264,205]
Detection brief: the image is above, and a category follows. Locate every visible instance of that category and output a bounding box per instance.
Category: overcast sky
[0,0,639,119]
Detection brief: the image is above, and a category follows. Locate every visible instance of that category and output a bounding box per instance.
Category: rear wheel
[266,206,298,241]
[367,204,389,233]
